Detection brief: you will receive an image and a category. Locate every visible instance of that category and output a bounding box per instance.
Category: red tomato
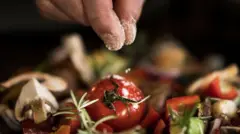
[86,75,146,132]
[96,123,113,133]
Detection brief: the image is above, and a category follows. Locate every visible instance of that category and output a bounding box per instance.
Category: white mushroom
[212,100,237,118]
[187,64,238,94]
[49,33,95,85]
[63,34,95,84]
[1,72,68,94]
[15,79,59,124]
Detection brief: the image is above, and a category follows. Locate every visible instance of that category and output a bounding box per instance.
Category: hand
[36,0,145,51]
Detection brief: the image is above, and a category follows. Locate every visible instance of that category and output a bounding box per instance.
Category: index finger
[114,0,145,45]
[83,0,125,51]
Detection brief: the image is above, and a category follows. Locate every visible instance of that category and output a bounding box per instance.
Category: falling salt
[112,75,124,80]
[125,68,131,74]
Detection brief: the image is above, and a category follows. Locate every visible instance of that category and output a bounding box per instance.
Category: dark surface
[0,0,240,81]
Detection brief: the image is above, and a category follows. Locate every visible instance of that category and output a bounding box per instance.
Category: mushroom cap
[15,79,58,122]
[1,72,68,93]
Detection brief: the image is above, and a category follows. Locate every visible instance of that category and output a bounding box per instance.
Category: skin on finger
[83,0,125,51]
[114,0,145,45]
[51,0,89,26]
[36,0,71,22]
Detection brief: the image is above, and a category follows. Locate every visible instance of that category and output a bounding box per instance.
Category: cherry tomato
[96,123,113,133]
[86,75,146,132]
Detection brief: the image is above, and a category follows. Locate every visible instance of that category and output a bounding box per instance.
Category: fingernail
[121,19,137,45]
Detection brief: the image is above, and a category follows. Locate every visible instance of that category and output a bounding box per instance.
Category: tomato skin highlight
[154,119,166,134]
[86,75,146,132]
[140,106,160,128]
[205,77,238,100]
[165,95,200,119]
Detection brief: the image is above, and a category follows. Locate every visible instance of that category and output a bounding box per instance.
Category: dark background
[0,0,240,80]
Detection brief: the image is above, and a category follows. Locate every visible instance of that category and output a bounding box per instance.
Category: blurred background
[0,0,240,81]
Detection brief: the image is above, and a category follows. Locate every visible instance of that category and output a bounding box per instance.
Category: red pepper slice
[55,125,71,134]
[205,77,238,100]
[154,119,166,134]
[166,95,200,119]
[140,106,160,128]
[96,123,113,133]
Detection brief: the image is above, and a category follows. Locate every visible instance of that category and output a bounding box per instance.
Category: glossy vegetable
[212,100,237,118]
[95,123,113,133]
[140,106,160,128]
[205,77,238,100]
[86,75,146,132]
[166,95,200,118]
[154,119,166,134]
[187,117,205,134]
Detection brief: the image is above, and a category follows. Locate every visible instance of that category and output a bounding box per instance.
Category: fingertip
[102,28,125,51]
[83,0,126,51]
[114,0,144,45]
[121,18,137,45]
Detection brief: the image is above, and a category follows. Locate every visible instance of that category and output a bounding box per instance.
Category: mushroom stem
[15,79,59,124]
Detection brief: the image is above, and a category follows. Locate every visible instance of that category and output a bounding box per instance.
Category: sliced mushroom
[63,34,95,84]
[221,126,240,134]
[49,33,95,85]
[1,72,68,95]
[212,100,237,119]
[0,104,21,133]
[15,79,59,124]
[187,64,238,94]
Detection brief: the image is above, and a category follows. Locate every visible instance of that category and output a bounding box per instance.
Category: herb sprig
[169,104,198,132]
[103,76,150,113]
[54,90,117,134]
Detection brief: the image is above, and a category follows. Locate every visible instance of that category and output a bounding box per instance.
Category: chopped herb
[54,90,117,134]
[169,104,199,133]
[103,76,137,111]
